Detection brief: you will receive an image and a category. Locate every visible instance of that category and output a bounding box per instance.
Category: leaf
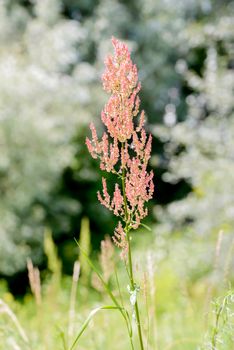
[69,305,123,350]
[74,238,133,337]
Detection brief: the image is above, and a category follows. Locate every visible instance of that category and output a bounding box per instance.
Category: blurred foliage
[0,0,233,279]
[0,0,100,276]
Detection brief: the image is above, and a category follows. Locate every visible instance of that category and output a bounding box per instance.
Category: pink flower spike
[86,123,102,159]
[112,222,128,260]
[144,134,152,164]
[136,110,145,132]
[101,37,141,142]
[111,184,124,216]
[86,37,154,258]
[85,137,96,159]
[97,178,111,209]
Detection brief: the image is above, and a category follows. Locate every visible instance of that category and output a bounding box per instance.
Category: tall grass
[0,227,233,350]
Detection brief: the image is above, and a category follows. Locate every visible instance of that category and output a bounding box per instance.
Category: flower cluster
[86,37,154,257]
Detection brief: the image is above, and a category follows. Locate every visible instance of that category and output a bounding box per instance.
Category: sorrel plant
[85,37,154,350]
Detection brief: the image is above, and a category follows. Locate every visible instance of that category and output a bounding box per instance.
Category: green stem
[115,268,135,350]
[121,145,145,350]
[121,166,129,224]
[126,230,145,350]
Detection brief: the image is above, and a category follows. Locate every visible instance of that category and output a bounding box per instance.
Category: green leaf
[74,238,133,338]
[69,305,123,350]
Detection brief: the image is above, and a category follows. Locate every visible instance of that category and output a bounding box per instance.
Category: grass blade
[69,305,122,350]
[74,238,133,347]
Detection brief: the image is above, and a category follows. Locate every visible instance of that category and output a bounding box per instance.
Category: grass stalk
[68,261,80,344]
[126,230,145,350]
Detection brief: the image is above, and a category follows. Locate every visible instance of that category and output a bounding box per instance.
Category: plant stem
[126,231,145,350]
[115,268,135,350]
[121,147,145,350]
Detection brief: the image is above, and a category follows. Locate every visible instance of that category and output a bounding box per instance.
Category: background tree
[0,0,233,283]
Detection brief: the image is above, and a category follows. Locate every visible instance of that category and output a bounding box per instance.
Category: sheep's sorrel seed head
[86,37,154,257]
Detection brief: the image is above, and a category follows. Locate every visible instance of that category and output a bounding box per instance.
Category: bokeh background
[0,2,234,347]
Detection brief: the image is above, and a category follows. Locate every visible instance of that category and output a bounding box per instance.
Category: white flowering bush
[155,14,234,242]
